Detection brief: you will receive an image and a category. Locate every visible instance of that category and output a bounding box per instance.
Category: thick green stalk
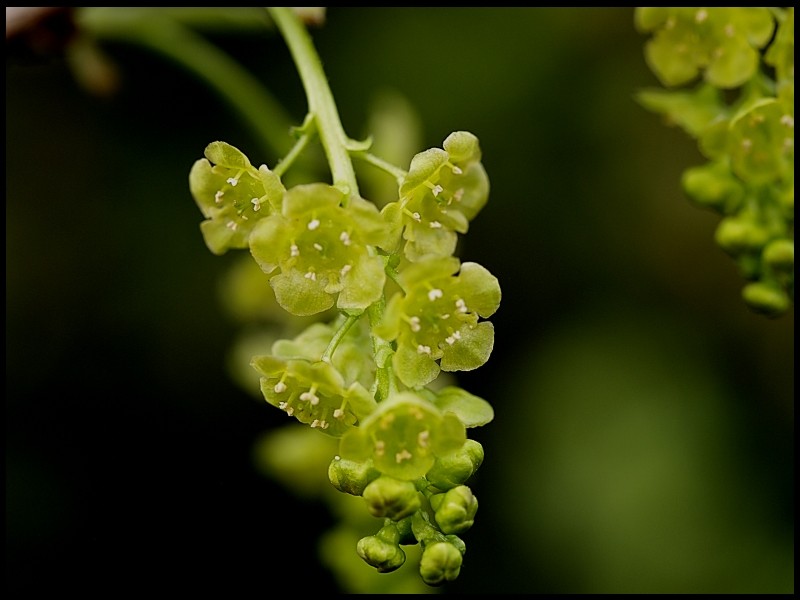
[268,7,359,199]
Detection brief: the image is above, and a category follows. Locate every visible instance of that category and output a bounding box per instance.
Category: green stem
[268,7,359,200]
[321,313,361,363]
[353,151,408,185]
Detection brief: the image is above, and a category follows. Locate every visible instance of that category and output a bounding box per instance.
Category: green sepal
[763,239,794,273]
[440,321,495,373]
[635,83,727,139]
[400,148,448,196]
[681,159,744,214]
[432,387,494,428]
[270,270,335,316]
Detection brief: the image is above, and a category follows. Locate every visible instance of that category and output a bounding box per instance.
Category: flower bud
[419,541,463,586]
[425,439,484,490]
[742,281,791,317]
[430,485,478,535]
[763,239,794,273]
[363,476,422,521]
[356,534,406,573]
[715,217,770,254]
[328,456,380,496]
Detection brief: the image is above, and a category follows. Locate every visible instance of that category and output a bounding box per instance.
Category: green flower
[636,8,775,89]
[249,183,393,316]
[339,392,466,481]
[251,353,376,438]
[376,256,501,388]
[189,141,285,255]
[385,131,489,261]
[356,523,407,573]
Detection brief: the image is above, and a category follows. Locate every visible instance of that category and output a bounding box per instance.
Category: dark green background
[6,8,793,594]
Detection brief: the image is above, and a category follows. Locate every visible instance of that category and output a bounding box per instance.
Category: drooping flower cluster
[191,128,498,587]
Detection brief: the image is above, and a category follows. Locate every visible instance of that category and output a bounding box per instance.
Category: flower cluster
[191,129,498,587]
[636,7,794,316]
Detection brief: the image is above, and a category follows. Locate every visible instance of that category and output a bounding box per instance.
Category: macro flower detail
[189,141,285,255]
[249,183,392,316]
[376,256,501,388]
[385,131,489,261]
[339,392,466,481]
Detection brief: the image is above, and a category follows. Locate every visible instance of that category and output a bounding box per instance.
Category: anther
[429,221,442,229]
[418,430,429,448]
[340,264,352,277]
[428,288,444,301]
[417,344,432,355]
[314,243,323,252]
[215,190,224,203]
[304,271,317,281]
[409,316,421,332]
[226,221,238,231]
[339,231,351,246]
[695,9,708,22]
[251,198,261,211]
[274,381,287,393]
[290,244,300,257]
[308,218,321,230]
[396,449,413,463]
[781,115,794,128]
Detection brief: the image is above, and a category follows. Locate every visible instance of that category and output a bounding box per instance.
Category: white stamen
[432,184,444,197]
[451,165,463,175]
[310,419,320,428]
[453,188,464,202]
[429,220,442,229]
[375,440,385,456]
[340,264,352,277]
[339,231,351,246]
[455,298,468,313]
[274,381,287,393]
[304,271,316,281]
[781,115,794,128]
[313,243,323,251]
[308,218,320,230]
[214,190,224,203]
[428,288,443,301]
[412,212,421,222]
[290,244,300,257]
[396,449,413,463]
[409,316,421,332]
[695,9,708,22]
[251,198,261,211]
[226,221,237,231]
[333,408,344,419]
[300,391,320,405]
[440,313,450,320]
[226,177,238,186]
[418,430,429,448]
[417,344,432,355]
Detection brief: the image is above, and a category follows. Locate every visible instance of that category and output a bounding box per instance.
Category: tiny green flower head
[376,256,501,388]
[249,183,393,316]
[339,392,466,481]
[189,141,285,255]
[388,131,489,261]
[251,355,376,437]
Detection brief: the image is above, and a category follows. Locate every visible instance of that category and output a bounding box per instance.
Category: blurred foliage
[6,7,793,595]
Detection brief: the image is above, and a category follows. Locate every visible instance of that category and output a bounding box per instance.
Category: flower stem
[268,7,359,202]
